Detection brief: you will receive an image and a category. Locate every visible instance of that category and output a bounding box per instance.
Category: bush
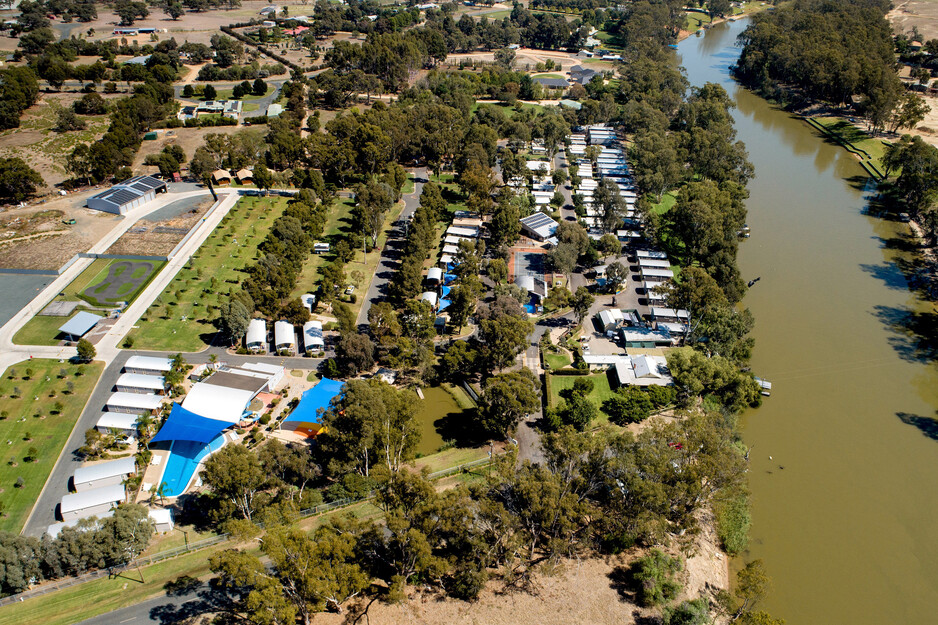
[602,387,654,425]
[663,599,710,625]
[448,564,488,601]
[715,491,751,555]
[629,549,682,607]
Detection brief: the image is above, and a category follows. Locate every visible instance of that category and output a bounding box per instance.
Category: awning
[150,403,232,445]
[283,378,344,424]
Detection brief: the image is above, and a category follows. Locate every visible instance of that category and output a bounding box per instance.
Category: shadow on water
[896,411,938,441]
[858,262,909,291]
[872,305,938,362]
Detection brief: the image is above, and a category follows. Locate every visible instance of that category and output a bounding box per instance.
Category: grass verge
[0,360,104,533]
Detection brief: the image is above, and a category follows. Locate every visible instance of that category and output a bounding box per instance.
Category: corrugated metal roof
[60,483,125,514]
[73,456,136,486]
[59,311,103,337]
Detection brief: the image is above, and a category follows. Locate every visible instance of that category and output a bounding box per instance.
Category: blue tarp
[150,403,232,445]
[438,299,451,312]
[283,377,344,424]
[443,273,457,285]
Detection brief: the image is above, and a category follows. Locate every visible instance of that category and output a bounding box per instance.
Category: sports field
[12,258,166,346]
[0,359,104,533]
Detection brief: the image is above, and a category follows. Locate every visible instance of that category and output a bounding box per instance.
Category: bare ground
[0,191,121,270]
[105,197,212,256]
[314,524,728,625]
[889,0,938,41]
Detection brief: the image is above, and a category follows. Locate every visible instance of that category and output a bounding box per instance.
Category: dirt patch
[889,0,938,41]
[0,192,121,270]
[106,197,212,256]
[311,525,727,625]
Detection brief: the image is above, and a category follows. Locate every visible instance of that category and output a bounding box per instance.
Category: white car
[345,285,355,295]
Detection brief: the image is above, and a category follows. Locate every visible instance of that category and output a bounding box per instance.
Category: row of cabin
[212,168,254,186]
[246,318,324,354]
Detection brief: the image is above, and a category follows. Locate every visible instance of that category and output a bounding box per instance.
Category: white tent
[182,383,254,424]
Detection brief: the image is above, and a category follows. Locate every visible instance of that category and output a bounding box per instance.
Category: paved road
[74,582,222,625]
[355,168,427,327]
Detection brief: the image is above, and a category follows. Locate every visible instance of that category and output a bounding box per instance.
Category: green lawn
[548,372,617,409]
[534,73,564,79]
[0,360,104,533]
[209,88,270,103]
[685,10,713,31]
[812,116,889,174]
[127,196,289,352]
[543,350,572,370]
[649,192,677,216]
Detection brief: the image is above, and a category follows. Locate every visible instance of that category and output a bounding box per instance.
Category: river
[678,19,938,625]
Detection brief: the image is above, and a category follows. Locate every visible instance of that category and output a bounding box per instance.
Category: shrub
[715,491,751,555]
[630,549,682,607]
[14,477,24,488]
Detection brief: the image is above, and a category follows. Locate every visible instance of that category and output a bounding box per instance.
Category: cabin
[274,320,296,354]
[246,319,267,353]
[72,456,136,493]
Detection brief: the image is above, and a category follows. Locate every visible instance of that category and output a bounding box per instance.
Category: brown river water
[678,19,938,625]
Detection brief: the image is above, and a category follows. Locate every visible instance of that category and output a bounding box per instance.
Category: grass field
[649,191,677,216]
[127,196,289,351]
[685,10,713,31]
[0,359,104,533]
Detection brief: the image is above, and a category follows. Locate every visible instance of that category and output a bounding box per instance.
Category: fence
[0,457,496,606]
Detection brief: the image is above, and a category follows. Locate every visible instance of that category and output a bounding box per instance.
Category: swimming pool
[159,433,226,497]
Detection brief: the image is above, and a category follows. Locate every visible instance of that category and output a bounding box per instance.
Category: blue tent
[150,403,232,445]
[282,377,344,436]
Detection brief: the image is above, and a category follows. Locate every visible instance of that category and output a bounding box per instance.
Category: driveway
[355,168,427,327]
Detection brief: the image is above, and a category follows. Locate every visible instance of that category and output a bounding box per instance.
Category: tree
[605,261,628,293]
[0,157,43,202]
[494,47,516,69]
[336,333,376,375]
[353,179,394,248]
[253,163,274,195]
[203,84,217,101]
[253,77,267,96]
[630,549,682,607]
[114,0,148,25]
[716,559,774,623]
[0,533,43,594]
[165,2,184,19]
[602,387,653,424]
[319,378,421,476]
[201,444,266,520]
[477,368,540,439]
[572,286,594,324]
[220,298,251,342]
[477,310,533,374]
[76,338,96,362]
[489,199,521,247]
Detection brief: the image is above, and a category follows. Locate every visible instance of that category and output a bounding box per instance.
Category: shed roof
[520,212,559,239]
[124,355,172,372]
[115,373,165,391]
[303,320,324,348]
[60,483,125,514]
[96,413,138,431]
[182,382,254,423]
[73,456,136,486]
[106,393,163,410]
[246,319,266,345]
[59,311,103,338]
[274,320,295,346]
[203,370,268,394]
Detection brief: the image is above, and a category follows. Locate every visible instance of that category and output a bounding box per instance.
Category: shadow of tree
[608,565,636,603]
[149,584,240,625]
[897,411,938,441]
[872,305,938,362]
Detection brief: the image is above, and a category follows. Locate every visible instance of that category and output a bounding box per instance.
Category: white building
[72,457,136,492]
[274,320,296,354]
[613,355,671,388]
[520,212,559,241]
[59,483,125,522]
[115,373,165,394]
[246,319,267,353]
[86,175,167,215]
[124,355,173,375]
[106,392,163,415]
[303,320,324,353]
[96,413,139,437]
[149,508,175,533]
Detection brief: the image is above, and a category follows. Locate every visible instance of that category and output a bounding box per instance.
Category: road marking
[119,618,136,623]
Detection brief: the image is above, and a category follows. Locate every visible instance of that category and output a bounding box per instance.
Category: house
[236,168,253,184]
[640,267,674,282]
[115,373,166,394]
[105,392,163,415]
[612,355,671,388]
[124,54,151,66]
[274,320,296,354]
[212,169,231,185]
[86,175,167,215]
[650,307,689,324]
[597,308,625,333]
[569,65,599,84]
[534,77,570,89]
[520,212,559,241]
[58,311,103,341]
[246,319,267,352]
[72,456,136,492]
[124,355,173,375]
[95,413,139,437]
[621,326,673,348]
[426,267,443,285]
[59,484,125,522]
[420,291,438,309]
[303,320,324,353]
[149,508,175,533]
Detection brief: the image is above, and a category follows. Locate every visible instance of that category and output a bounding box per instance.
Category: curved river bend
[678,19,938,625]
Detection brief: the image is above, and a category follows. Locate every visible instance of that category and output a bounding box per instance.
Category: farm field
[13,258,166,347]
[126,195,289,352]
[0,359,104,533]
